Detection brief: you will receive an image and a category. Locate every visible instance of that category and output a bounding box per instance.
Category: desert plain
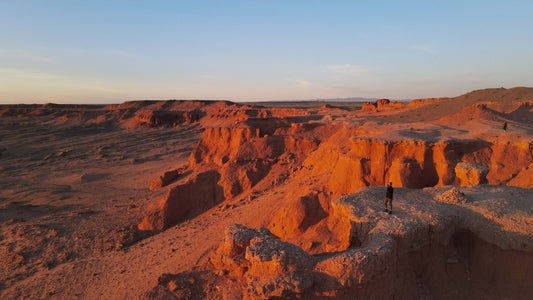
[1,87,533,299]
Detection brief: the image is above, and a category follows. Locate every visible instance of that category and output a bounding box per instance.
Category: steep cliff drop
[138,88,533,299]
[139,119,533,239]
[148,185,533,299]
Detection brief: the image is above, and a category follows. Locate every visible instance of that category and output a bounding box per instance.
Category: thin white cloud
[328,64,371,76]
[284,78,310,88]
[0,67,121,96]
[0,67,58,80]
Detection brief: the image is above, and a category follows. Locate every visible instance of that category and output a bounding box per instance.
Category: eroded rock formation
[139,115,533,232]
[139,170,224,230]
[150,185,533,299]
[149,166,188,190]
[361,98,405,110]
[455,162,489,185]
[210,224,316,298]
[136,88,533,298]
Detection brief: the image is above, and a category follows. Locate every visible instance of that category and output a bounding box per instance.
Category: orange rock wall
[305,137,533,196]
[186,125,533,221]
[141,122,533,231]
[139,170,224,230]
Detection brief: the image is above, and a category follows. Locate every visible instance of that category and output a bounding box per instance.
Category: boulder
[210,224,272,276]
[245,236,315,275]
[435,187,469,204]
[210,224,316,299]
[56,150,70,157]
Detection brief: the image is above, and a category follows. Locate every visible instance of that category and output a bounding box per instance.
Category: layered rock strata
[151,185,533,299]
[140,121,533,231]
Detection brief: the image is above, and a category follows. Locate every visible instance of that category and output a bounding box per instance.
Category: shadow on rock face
[139,170,224,231]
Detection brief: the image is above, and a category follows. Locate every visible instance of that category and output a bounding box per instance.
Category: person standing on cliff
[503,122,508,131]
[384,182,393,214]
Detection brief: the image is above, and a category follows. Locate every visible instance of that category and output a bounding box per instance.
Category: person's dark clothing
[386,185,393,199]
[384,184,393,212]
[503,122,508,131]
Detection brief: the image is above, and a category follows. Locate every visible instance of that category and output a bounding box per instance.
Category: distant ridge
[263,97,378,102]
[381,86,533,122]
[256,97,409,102]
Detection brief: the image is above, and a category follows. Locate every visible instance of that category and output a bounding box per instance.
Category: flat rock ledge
[150,185,533,299]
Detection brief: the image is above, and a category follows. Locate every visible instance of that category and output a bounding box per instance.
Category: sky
[1,0,532,104]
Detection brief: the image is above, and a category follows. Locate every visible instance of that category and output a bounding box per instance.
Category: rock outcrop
[151,185,533,299]
[139,123,323,230]
[139,170,224,230]
[508,163,533,188]
[455,162,489,185]
[134,110,202,127]
[435,187,469,204]
[269,190,329,240]
[139,117,533,234]
[210,224,316,299]
[0,100,237,128]
[210,224,274,276]
[134,89,533,260]
[361,99,405,111]
[305,136,533,192]
[149,167,187,190]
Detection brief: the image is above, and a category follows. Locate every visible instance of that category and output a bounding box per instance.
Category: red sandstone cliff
[138,122,533,263]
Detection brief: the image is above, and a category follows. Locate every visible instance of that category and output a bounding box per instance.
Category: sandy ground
[0,120,203,297]
[0,116,297,298]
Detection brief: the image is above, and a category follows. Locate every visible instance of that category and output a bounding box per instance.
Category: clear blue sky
[1,0,532,103]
